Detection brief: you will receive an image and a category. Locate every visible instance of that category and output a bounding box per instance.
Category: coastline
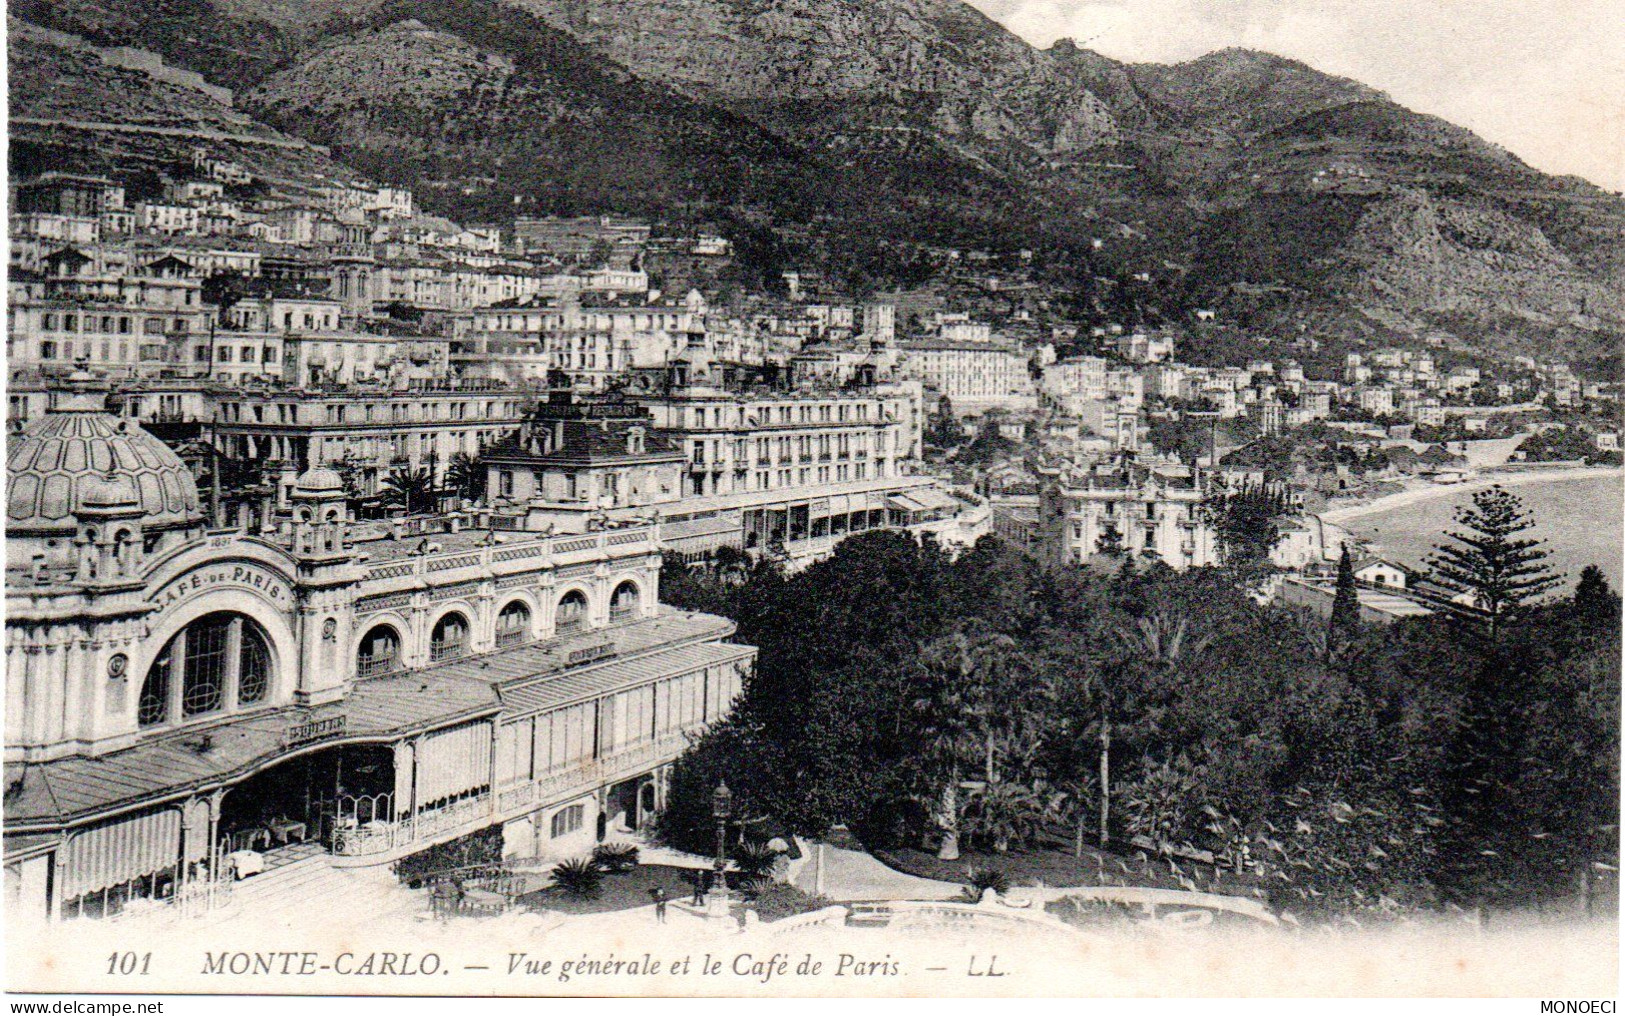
[1319,466,1625,525]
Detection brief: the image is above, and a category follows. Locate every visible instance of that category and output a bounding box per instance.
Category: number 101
[107,952,152,975]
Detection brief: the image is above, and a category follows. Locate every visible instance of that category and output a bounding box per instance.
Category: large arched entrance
[217,744,396,859]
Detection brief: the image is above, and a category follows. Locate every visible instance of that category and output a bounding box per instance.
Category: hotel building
[1035,457,1220,570]
[899,338,1036,413]
[484,343,987,565]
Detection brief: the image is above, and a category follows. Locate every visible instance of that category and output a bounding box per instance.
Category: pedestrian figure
[690,868,709,907]
[650,886,668,923]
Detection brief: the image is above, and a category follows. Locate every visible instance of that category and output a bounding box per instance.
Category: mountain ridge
[12,0,1624,360]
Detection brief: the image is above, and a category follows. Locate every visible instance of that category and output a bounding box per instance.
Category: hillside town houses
[6,153,1621,927]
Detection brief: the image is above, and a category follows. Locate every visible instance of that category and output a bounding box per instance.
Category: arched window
[430,612,469,662]
[610,581,640,622]
[496,600,531,647]
[554,591,589,635]
[357,624,400,678]
[139,612,274,728]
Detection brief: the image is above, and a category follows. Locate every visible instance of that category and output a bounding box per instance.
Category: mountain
[7,17,355,202]
[12,0,1625,361]
[236,0,1060,289]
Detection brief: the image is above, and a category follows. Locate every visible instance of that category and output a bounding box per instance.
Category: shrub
[731,840,778,877]
[958,865,1011,902]
[592,842,640,873]
[549,857,604,899]
[748,882,834,923]
[392,825,504,888]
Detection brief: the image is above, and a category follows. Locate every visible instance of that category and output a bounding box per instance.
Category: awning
[887,494,930,512]
[500,642,756,718]
[909,487,963,511]
[660,515,743,553]
[3,832,61,864]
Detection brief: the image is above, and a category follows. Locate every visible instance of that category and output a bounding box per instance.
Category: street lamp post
[710,781,733,918]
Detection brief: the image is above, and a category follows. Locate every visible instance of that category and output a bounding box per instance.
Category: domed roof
[7,403,203,534]
[81,471,141,510]
[293,466,345,495]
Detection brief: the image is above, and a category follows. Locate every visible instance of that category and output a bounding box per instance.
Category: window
[550,804,585,839]
[238,629,270,704]
[610,581,639,622]
[138,612,273,728]
[496,601,531,647]
[430,613,469,662]
[40,341,56,360]
[138,651,170,727]
[180,620,229,716]
[357,625,400,677]
[554,590,588,635]
[499,470,514,498]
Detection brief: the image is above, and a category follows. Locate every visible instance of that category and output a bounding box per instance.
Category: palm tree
[382,467,435,515]
[963,779,1064,854]
[444,452,486,503]
[915,624,1024,860]
[1114,606,1211,667]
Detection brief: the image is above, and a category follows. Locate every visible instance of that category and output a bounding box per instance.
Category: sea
[1336,474,1625,590]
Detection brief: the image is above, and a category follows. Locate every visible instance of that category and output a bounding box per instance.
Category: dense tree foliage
[924,397,968,451]
[1199,482,1295,571]
[658,519,1618,922]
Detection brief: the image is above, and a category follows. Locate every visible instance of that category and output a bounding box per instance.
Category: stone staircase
[210,849,426,930]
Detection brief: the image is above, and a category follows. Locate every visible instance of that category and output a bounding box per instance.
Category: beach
[1325,467,1625,587]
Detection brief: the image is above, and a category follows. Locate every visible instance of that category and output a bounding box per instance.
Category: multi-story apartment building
[1035,457,1219,571]
[899,338,1036,412]
[1043,356,1109,400]
[7,248,209,376]
[454,291,707,388]
[3,389,753,922]
[483,392,688,534]
[209,380,531,499]
[934,313,992,344]
[14,174,125,219]
[1115,331,1175,364]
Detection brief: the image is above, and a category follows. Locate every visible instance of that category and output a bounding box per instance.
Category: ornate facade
[3,391,754,923]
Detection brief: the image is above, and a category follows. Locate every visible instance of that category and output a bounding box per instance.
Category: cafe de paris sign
[153,563,294,615]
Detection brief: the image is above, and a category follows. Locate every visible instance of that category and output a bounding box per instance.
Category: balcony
[360,527,659,586]
[332,792,493,860]
[357,654,397,679]
[429,640,467,663]
[494,732,700,817]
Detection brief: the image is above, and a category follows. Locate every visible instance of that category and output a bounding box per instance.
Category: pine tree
[1095,518,1125,559]
[1330,543,1360,644]
[927,396,966,448]
[1426,485,1563,642]
[1572,564,1621,629]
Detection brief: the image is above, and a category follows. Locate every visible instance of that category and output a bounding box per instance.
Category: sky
[966,0,1625,191]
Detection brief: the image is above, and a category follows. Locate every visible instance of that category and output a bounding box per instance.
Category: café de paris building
[3,392,755,922]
